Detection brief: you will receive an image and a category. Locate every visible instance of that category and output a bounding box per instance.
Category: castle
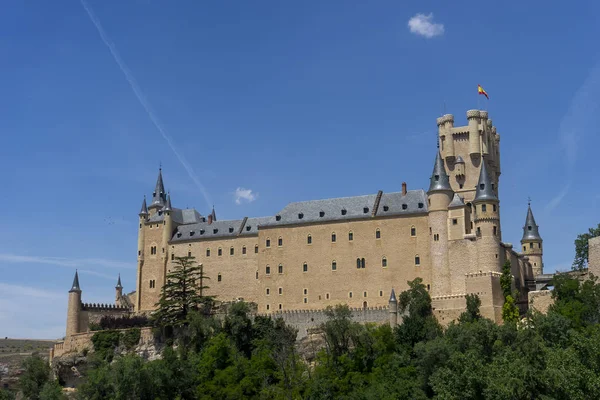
[62,109,548,342]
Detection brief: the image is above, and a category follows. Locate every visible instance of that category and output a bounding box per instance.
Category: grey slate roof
[428,152,452,193]
[240,217,274,236]
[116,274,122,289]
[455,155,465,164]
[171,219,245,242]
[377,190,428,216]
[70,270,81,292]
[474,159,498,202]
[262,194,379,227]
[448,193,465,208]
[389,288,397,303]
[149,169,166,209]
[163,194,172,212]
[139,197,148,216]
[147,208,203,225]
[522,205,542,241]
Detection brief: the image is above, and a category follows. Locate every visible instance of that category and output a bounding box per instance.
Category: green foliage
[499,260,520,324]
[573,223,600,270]
[502,295,520,324]
[121,328,141,350]
[20,355,51,400]
[0,389,15,400]
[152,256,214,328]
[500,260,512,299]
[39,380,66,400]
[91,330,121,362]
[76,279,600,400]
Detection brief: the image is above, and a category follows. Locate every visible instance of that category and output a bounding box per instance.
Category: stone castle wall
[528,290,553,314]
[589,236,600,277]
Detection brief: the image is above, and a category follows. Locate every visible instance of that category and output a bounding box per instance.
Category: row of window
[266,288,389,298]
[264,256,420,275]
[266,227,418,248]
[523,243,542,251]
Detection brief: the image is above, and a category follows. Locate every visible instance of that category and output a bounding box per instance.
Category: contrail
[79,0,212,209]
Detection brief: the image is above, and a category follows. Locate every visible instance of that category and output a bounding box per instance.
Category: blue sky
[1,1,599,338]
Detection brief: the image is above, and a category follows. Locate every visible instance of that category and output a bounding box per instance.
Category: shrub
[122,329,141,350]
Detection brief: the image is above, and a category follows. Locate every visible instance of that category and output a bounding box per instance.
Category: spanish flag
[478,84,489,99]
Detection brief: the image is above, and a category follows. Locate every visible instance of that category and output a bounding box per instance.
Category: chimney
[402,182,407,196]
[207,214,213,224]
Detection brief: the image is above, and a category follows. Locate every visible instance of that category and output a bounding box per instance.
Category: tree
[459,294,482,323]
[396,278,441,347]
[19,355,51,400]
[152,256,213,328]
[500,260,519,324]
[573,223,600,270]
[500,260,512,299]
[39,381,66,400]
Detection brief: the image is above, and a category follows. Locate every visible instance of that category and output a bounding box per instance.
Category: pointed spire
[164,193,172,212]
[473,159,498,202]
[139,196,148,216]
[149,168,166,209]
[210,206,217,222]
[428,151,452,194]
[389,288,397,303]
[70,270,81,293]
[449,193,465,208]
[116,274,122,289]
[522,203,542,241]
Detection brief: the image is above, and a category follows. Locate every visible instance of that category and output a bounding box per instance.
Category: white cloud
[234,187,258,205]
[408,13,444,38]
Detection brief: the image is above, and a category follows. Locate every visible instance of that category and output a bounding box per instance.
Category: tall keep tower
[472,159,501,273]
[521,203,543,275]
[66,271,82,337]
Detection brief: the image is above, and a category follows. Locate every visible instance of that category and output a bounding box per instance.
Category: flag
[478,84,489,99]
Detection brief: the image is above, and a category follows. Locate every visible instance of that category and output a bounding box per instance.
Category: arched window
[266,265,271,275]
[266,288,270,295]
[278,287,283,295]
[266,238,271,248]
[356,258,361,269]
[348,231,353,241]
[255,244,259,254]
[361,258,366,269]
[206,248,211,257]
[218,247,222,256]
[331,260,337,271]
[242,246,247,255]
[278,264,283,274]
[363,301,368,308]
[331,232,337,242]
[382,256,387,267]
[307,234,312,244]
[303,262,308,272]
[255,271,258,279]
[376,228,381,239]
[410,226,416,236]
[230,247,234,255]
[415,255,421,266]
[217,274,222,282]
[278,237,283,246]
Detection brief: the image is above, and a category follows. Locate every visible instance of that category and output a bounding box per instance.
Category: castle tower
[521,202,543,276]
[436,114,455,161]
[115,274,123,303]
[66,270,82,337]
[427,151,454,297]
[162,193,174,266]
[136,196,148,311]
[472,159,501,273]
[388,288,398,327]
[148,168,167,216]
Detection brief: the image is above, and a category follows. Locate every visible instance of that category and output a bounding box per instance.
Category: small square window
[452,219,458,225]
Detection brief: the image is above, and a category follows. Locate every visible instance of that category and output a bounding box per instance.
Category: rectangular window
[242,246,246,255]
[278,237,283,246]
[326,293,330,299]
[307,235,312,244]
[304,298,307,304]
[171,253,174,260]
[530,243,534,249]
[279,304,282,310]
[349,232,353,241]
[278,265,283,274]
[230,247,234,255]
[331,233,336,242]
[266,288,270,295]
[493,204,497,212]
[278,288,282,295]
[255,245,258,254]
[303,263,308,272]
[379,290,383,297]
[188,251,191,257]
[266,239,271,247]
[218,248,222,256]
[411,227,416,236]
[376,230,381,239]
[415,256,421,265]
[363,291,367,297]
[493,226,497,236]
[266,266,271,275]
[331,261,337,271]
[218,274,222,282]
[349,292,353,298]
[206,249,210,257]
[304,288,308,295]
[266,304,270,311]
[482,204,487,212]
[138,250,141,256]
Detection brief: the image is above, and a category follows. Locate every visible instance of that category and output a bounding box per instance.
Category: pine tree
[152,256,213,327]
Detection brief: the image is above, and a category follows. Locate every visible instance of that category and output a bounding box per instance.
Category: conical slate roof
[116,274,122,289]
[70,270,81,292]
[522,205,542,241]
[139,196,148,216]
[455,155,465,164]
[150,168,166,208]
[210,206,217,222]
[389,288,397,303]
[428,152,452,194]
[474,159,497,202]
[164,193,172,212]
[448,193,465,208]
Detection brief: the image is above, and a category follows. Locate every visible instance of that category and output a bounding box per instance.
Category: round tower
[467,110,481,156]
[115,274,123,303]
[436,114,455,161]
[521,202,543,276]
[472,159,501,273]
[66,270,82,337]
[427,151,454,297]
[389,288,398,327]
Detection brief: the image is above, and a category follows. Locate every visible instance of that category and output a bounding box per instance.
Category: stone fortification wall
[589,236,600,277]
[264,306,390,339]
[528,290,553,314]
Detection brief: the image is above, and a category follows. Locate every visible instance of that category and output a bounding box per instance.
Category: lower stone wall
[528,290,553,314]
[589,236,600,277]
[265,306,390,339]
[431,294,467,326]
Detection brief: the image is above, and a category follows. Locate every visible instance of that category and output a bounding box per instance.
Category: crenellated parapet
[81,302,131,311]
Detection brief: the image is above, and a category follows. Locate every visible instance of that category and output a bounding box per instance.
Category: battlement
[431,293,467,301]
[465,271,502,278]
[81,302,130,311]
[436,114,454,126]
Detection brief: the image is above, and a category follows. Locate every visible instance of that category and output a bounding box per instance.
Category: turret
[467,110,481,156]
[436,114,455,161]
[162,193,173,262]
[454,156,465,177]
[479,111,489,156]
[472,159,501,273]
[427,151,453,296]
[138,197,147,263]
[115,274,123,303]
[521,202,543,276]
[148,168,167,214]
[388,289,398,327]
[66,270,82,337]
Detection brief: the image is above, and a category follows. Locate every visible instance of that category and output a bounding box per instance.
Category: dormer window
[480,183,485,190]
[383,205,389,212]
[275,215,281,221]
[298,213,304,219]
[200,229,205,235]
[418,203,424,209]
[341,209,347,215]
[213,228,218,234]
[246,225,251,231]
[229,227,234,233]
[189,231,195,236]
[176,232,182,238]
[402,204,408,210]
[528,226,532,231]
[319,211,325,217]
[363,207,369,213]
[434,174,440,181]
